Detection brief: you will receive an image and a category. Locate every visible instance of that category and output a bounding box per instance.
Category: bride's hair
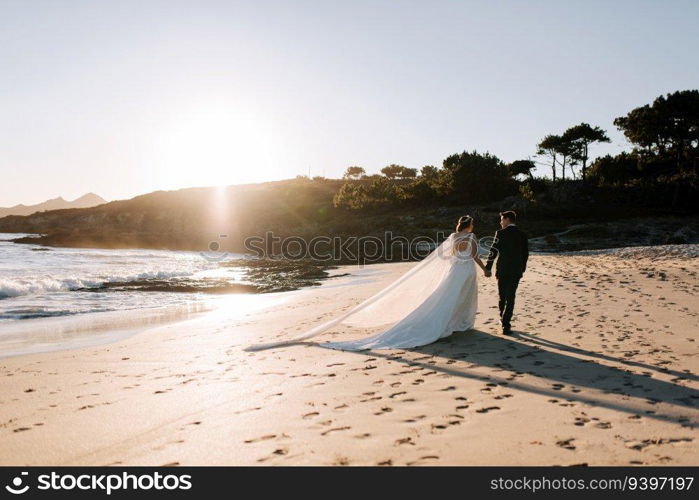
[456,215,473,232]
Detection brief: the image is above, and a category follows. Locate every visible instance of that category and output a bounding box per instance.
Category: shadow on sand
[312,329,699,429]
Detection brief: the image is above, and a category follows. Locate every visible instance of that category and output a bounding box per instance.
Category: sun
[154,104,280,189]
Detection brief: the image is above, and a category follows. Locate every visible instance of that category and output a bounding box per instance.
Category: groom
[484,211,529,336]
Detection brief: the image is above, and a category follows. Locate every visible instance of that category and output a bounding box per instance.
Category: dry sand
[1,245,697,466]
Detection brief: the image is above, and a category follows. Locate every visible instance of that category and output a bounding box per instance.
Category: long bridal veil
[245,232,470,351]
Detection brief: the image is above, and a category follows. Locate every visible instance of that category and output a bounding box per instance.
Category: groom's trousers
[497,275,521,329]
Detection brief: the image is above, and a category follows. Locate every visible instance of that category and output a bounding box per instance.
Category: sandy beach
[1,245,697,466]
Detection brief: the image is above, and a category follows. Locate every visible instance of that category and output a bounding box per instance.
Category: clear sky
[1,0,697,206]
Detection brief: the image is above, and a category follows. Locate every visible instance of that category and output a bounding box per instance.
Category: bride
[247,216,488,351]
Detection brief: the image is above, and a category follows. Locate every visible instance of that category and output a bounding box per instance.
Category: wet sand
[1,245,697,465]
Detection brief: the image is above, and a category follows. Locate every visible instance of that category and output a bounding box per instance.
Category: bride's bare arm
[470,238,486,271]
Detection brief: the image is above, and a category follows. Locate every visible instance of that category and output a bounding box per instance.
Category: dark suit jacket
[485,225,529,279]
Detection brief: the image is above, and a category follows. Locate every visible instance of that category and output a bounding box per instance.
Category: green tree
[333,182,368,209]
[588,152,639,186]
[420,165,439,181]
[333,177,401,210]
[380,164,416,179]
[400,166,418,178]
[554,136,578,181]
[343,166,366,180]
[398,179,439,206]
[562,123,611,180]
[614,90,699,171]
[366,177,400,204]
[537,134,562,182]
[380,164,404,179]
[440,150,513,203]
[508,159,536,179]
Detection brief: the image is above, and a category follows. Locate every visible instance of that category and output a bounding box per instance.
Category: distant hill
[0,193,106,217]
[0,179,451,253]
[0,180,348,251]
[0,179,694,255]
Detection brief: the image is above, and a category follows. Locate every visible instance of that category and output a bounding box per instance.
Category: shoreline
[0,293,295,360]
[1,242,695,361]
[0,245,696,465]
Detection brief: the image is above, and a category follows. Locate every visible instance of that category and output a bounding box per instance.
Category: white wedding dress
[246,231,478,351]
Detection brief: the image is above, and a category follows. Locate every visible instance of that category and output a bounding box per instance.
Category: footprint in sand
[395,437,415,446]
[403,415,426,423]
[374,407,393,416]
[624,437,693,451]
[406,455,440,465]
[475,406,501,414]
[233,407,261,415]
[321,426,351,436]
[244,434,276,444]
[360,395,382,403]
[256,447,289,462]
[556,438,576,450]
[494,394,514,400]
[574,416,590,426]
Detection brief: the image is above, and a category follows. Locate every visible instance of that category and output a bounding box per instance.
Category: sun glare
[155,105,280,189]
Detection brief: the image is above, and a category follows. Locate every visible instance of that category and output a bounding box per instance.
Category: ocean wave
[90,278,258,294]
[0,269,200,299]
[0,308,99,321]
